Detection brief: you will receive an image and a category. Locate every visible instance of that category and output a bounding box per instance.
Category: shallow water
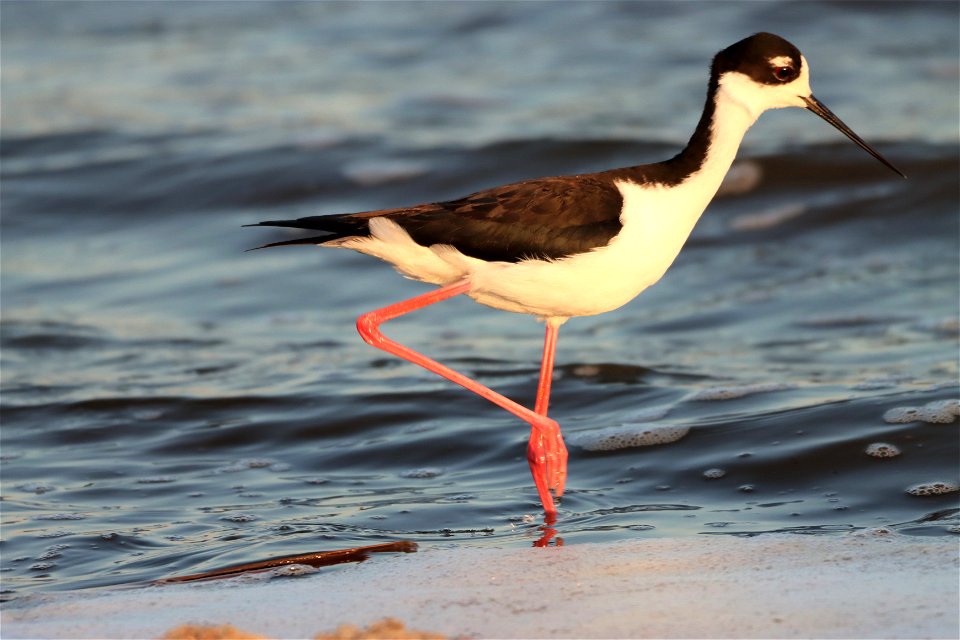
[2,1,959,599]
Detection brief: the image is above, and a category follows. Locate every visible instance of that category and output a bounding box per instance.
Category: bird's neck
[665,78,759,192]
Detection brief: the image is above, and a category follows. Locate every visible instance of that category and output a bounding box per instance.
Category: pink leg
[528,320,568,499]
[356,279,561,515]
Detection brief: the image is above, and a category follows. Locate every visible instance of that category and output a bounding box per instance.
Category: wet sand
[5,532,957,639]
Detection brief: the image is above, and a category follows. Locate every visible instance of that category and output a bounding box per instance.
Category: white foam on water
[865,443,901,459]
[883,400,959,424]
[905,481,959,496]
[690,382,795,401]
[400,467,444,479]
[925,399,960,416]
[36,544,70,561]
[572,424,690,452]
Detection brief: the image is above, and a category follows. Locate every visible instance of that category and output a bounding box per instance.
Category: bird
[249,32,905,519]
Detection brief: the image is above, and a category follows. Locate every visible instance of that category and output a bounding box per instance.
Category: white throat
[610,86,761,295]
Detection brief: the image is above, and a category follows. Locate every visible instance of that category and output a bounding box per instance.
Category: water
[2,1,958,600]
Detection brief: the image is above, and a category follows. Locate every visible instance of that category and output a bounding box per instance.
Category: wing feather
[249,175,626,262]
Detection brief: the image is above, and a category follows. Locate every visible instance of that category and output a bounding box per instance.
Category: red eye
[774,66,793,81]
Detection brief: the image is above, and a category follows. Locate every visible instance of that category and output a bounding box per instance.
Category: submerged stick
[157,540,418,584]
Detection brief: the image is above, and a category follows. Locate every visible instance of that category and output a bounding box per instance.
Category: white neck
[692,85,760,202]
[612,87,761,289]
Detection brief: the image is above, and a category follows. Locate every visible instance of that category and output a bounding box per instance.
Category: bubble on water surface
[35,513,85,521]
[17,482,55,494]
[37,530,70,539]
[220,514,259,522]
[36,545,70,561]
[882,407,923,423]
[572,424,690,452]
[401,467,444,479]
[926,399,960,416]
[506,514,538,525]
[270,564,319,578]
[703,468,726,479]
[690,382,794,401]
[883,400,958,424]
[865,442,901,459]
[856,527,896,537]
[30,563,55,571]
[905,481,959,496]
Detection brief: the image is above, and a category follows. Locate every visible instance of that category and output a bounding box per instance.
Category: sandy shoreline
[4,532,958,639]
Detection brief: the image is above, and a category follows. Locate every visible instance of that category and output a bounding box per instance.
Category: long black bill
[802,95,906,178]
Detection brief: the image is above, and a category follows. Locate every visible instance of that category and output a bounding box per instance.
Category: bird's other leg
[528,318,568,501]
[355,278,560,515]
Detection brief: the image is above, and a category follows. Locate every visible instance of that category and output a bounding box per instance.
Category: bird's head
[713,32,904,177]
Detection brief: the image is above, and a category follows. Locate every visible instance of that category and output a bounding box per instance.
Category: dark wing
[248,174,625,262]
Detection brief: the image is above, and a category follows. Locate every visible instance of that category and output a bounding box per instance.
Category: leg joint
[356,311,383,346]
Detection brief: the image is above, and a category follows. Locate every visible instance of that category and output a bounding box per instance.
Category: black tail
[244,213,371,250]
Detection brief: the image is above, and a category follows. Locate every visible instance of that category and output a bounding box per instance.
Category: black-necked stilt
[249,33,904,518]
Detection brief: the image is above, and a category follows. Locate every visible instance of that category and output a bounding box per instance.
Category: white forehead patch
[770,55,794,68]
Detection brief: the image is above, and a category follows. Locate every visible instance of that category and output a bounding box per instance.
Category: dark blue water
[2,1,958,600]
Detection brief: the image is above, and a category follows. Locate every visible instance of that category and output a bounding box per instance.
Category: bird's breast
[612,178,714,284]
[466,180,714,319]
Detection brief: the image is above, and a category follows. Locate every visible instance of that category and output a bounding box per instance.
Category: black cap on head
[713,32,803,85]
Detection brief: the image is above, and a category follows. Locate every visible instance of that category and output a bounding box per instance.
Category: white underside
[329,87,762,321]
